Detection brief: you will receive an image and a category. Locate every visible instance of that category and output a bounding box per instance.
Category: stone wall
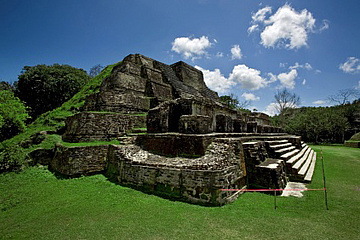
[62,112,146,142]
[344,141,360,148]
[106,139,246,206]
[51,145,109,176]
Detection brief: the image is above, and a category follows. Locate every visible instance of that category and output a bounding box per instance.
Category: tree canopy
[274,88,301,114]
[0,90,30,141]
[15,64,90,119]
[219,94,250,111]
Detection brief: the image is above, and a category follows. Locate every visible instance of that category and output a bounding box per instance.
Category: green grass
[1,145,359,239]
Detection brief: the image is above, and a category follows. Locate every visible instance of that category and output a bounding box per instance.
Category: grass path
[0,145,359,239]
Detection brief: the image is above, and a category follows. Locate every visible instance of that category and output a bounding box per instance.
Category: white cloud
[302,79,306,85]
[231,45,242,60]
[252,6,272,22]
[320,19,330,32]
[279,63,287,68]
[251,4,316,49]
[242,93,260,101]
[277,69,298,89]
[356,81,360,90]
[229,64,268,90]
[263,102,278,116]
[304,63,312,70]
[195,66,234,94]
[248,24,259,34]
[339,57,360,74]
[171,36,213,60]
[313,100,325,105]
[268,73,278,83]
[289,62,312,70]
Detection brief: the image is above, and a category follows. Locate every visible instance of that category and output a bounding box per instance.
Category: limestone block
[178,115,213,134]
[96,91,151,113]
[141,66,163,83]
[149,81,173,101]
[115,61,142,76]
[62,112,146,142]
[51,145,109,176]
[101,72,147,93]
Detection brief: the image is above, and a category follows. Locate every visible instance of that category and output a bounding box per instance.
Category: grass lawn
[0,145,359,239]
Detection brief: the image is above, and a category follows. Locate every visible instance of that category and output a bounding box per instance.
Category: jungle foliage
[15,64,91,119]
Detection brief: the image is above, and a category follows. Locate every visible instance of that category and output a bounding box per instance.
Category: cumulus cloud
[196,64,273,93]
[250,4,316,49]
[171,36,213,60]
[229,65,268,90]
[195,66,235,94]
[313,100,325,105]
[277,69,298,89]
[264,102,278,116]
[242,93,260,101]
[231,45,242,60]
[339,57,360,74]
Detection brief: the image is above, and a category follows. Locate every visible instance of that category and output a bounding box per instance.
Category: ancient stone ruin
[50,54,317,206]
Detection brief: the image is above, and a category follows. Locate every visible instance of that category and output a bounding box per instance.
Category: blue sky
[1,0,360,115]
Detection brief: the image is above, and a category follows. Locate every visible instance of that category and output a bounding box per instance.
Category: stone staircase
[265,139,317,182]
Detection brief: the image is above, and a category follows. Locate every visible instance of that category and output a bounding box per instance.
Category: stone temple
[50,54,317,206]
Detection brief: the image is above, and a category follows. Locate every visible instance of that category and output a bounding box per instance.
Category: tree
[327,88,360,105]
[219,93,250,110]
[0,90,30,141]
[0,81,14,91]
[274,89,301,114]
[15,64,90,119]
[89,64,104,78]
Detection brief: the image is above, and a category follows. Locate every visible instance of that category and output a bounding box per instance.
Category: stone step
[287,145,309,164]
[280,149,300,160]
[270,142,293,150]
[304,152,317,182]
[257,158,284,169]
[293,147,312,171]
[275,146,296,154]
[265,139,288,146]
[298,150,314,176]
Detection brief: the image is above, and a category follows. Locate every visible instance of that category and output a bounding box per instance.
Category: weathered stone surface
[106,138,246,205]
[255,158,288,190]
[247,122,257,133]
[51,145,109,176]
[344,141,360,148]
[136,133,213,157]
[29,148,55,165]
[179,115,213,134]
[62,112,146,142]
[216,114,233,133]
[171,61,219,100]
